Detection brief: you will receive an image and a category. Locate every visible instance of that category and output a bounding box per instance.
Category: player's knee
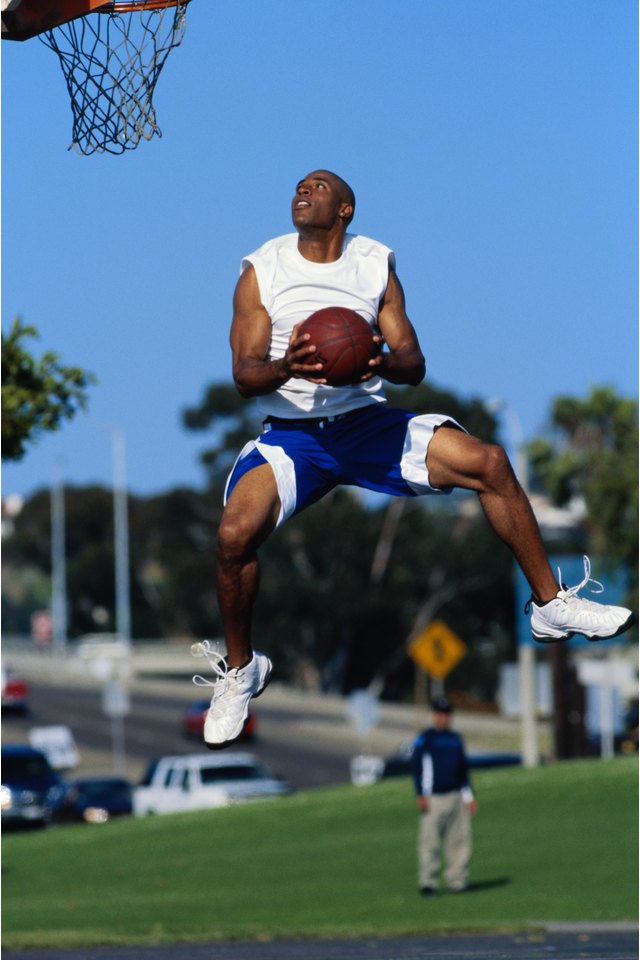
[480,443,514,491]
[217,514,254,563]
[217,506,274,563]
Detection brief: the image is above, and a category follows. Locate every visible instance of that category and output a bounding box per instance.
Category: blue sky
[2,0,637,501]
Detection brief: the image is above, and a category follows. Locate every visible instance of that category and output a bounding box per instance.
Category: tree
[527,386,638,592]
[527,386,638,760]
[2,484,221,640]
[1,318,95,461]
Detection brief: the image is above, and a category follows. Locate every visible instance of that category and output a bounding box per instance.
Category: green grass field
[2,757,637,949]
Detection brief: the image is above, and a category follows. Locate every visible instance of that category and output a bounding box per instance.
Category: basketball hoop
[3,0,192,155]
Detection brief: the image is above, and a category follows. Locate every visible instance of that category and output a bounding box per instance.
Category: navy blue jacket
[411,727,473,798]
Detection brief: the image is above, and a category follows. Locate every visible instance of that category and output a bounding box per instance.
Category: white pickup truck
[133,752,292,816]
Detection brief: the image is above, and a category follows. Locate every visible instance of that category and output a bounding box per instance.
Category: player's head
[292,170,356,231]
[431,696,453,728]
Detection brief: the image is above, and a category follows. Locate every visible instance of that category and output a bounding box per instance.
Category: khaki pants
[417,791,471,891]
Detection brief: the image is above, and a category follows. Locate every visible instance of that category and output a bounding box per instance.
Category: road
[3,640,539,792]
[1,679,365,789]
[1,640,547,789]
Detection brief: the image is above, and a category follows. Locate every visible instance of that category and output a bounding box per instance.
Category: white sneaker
[528,556,635,643]
[192,642,273,749]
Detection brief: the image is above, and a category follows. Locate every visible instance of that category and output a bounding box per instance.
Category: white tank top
[241,232,394,419]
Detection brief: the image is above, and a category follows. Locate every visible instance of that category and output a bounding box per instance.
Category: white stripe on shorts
[400,414,466,495]
[223,439,297,526]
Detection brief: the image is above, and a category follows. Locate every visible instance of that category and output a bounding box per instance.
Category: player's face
[292,171,351,230]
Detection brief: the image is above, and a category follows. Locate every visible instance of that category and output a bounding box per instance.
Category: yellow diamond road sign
[408,620,467,679]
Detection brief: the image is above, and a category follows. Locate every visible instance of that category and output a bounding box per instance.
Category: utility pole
[487,399,540,767]
[87,418,132,649]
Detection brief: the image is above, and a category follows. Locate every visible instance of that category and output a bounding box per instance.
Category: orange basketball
[298,307,380,387]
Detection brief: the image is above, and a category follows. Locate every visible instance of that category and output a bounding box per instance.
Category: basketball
[298,307,380,387]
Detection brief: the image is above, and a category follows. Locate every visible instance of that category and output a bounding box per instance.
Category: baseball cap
[431,696,453,713]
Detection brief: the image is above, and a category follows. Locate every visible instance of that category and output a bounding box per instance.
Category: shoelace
[525,554,604,613]
[191,640,229,693]
[557,555,604,602]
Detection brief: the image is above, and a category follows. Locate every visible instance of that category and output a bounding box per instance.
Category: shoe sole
[532,611,637,644]
[204,659,273,751]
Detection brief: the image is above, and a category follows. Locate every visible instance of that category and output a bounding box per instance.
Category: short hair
[335,174,356,224]
[313,169,356,224]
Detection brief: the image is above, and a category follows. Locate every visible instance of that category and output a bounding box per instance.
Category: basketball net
[39,1,190,156]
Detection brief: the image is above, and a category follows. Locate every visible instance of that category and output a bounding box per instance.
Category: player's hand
[417,796,429,814]
[285,323,327,384]
[358,334,385,382]
[467,799,479,816]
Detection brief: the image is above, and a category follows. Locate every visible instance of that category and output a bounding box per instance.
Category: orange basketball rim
[2,0,188,42]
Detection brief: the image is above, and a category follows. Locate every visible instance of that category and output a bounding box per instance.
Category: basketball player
[194,169,634,749]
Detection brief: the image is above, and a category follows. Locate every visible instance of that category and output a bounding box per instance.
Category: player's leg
[217,425,337,665]
[216,462,281,669]
[195,463,280,750]
[425,425,635,642]
[199,425,339,748]
[426,426,558,601]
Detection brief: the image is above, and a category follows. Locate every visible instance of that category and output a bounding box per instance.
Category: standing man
[412,697,477,895]
[193,168,634,749]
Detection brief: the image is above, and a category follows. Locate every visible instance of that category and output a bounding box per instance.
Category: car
[182,699,257,742]
[134,752,292,816]
[1,665,30,713]
[57,776,133,824]
[1,745,68,828]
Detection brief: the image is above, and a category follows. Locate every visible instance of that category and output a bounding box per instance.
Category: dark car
[182,699,257,741]
[58,776,133,824]
[1,745,68,828]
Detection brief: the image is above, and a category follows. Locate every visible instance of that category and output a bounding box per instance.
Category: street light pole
[51,459,67,652]
[112,426,131,649]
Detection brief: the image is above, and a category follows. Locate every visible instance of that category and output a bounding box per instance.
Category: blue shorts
[224,404,465,526]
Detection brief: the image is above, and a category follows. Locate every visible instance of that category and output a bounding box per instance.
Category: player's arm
[372,267,426,385]
[230,265,323,397]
